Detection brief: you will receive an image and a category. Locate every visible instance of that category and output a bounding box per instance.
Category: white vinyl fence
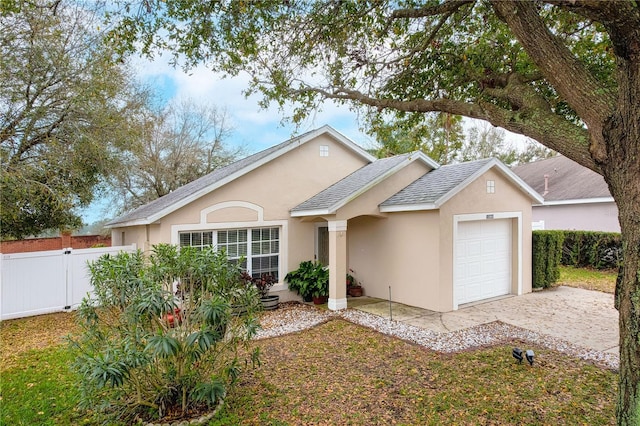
[0,245,136,321]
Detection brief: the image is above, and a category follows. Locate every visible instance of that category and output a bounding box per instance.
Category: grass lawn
[1,313,617,425]
[557,265,617,294]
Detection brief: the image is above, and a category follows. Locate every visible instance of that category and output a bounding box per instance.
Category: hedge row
[561,230,622,270]
[532,230,622,289]
[532,231,564,288]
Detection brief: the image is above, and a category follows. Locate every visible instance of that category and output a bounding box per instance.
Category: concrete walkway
[351,286,619,354]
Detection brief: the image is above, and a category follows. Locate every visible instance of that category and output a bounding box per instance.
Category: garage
[454,218,512,306]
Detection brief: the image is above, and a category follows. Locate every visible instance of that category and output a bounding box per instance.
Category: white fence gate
[0,245,136,321]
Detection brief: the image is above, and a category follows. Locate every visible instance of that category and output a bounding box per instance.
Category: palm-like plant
[71,245,261,423]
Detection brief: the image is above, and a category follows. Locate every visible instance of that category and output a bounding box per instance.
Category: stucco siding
[348,212,443,311]
[532,202,620,232]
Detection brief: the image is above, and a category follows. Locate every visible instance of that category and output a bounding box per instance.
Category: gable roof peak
[106,125,374,227]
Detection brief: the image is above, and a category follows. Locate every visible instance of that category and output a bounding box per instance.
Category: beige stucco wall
[348,211,443,310]
[349,167,534,312]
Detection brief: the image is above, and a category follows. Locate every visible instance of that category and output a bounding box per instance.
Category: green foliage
[105,0,612,155]
[561,231,622,270]
[69,245,261,423]
[532,231,565,288]
[372,112,464,164]
[0,347,83,426]
[0,0,148,238]
[285,261,329,299]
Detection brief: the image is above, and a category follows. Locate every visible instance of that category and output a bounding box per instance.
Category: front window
[179,227,280,280]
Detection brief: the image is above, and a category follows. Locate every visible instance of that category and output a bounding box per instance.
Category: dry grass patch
[1,310,617,425]
[0,311,79,371]
[557,266,617,294]
[216,319,616,425]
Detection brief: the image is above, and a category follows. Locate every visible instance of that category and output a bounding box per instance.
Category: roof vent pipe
[543,174,549,197]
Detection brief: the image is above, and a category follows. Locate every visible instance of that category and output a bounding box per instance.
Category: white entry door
[455,219,512,306]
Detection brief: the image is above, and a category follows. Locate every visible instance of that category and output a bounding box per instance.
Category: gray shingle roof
[512,155,611,201]
[381,158,493,207]
[291,153,414,213]
[107,130,315,226]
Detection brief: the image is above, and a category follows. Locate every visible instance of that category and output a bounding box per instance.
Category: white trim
[314,222,329,263]
[328,220,348,232]
[380,203,437,213]
[452,211,523,310]
[328,297,348,311]
[541,197,615,206]
[291,208,331,217]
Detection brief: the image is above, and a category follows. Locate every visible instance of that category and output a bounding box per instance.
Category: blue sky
[134,55,377,154]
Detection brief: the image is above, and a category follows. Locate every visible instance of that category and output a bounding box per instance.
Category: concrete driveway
[352,286,619,354]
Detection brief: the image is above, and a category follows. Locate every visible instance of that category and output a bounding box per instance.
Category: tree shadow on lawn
[217,319,616,425]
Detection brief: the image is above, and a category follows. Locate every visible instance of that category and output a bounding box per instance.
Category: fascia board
[494,161,545,204]
[433,159,545,208]
[379,203,437,213]
[290,209,331,217]
[326,156,417,213]
[431,160,499,208]
[320,125,377,162]
[543,197,615,206]
[411,150,441,170]
[104,219,150,228]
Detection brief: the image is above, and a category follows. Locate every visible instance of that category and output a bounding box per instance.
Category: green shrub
[285,260,329,299]
[561,230,622,270]
[532,231,565,288]
[69,245,261,424]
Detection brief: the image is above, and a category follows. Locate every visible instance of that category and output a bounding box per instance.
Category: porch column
[328,220,348,310]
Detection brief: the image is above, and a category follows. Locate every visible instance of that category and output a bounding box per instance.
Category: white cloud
[129,54,373,154]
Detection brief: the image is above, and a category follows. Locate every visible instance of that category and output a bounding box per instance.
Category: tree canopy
[107,99,241,213]
[0,0,146,239]
[106,1,639,423]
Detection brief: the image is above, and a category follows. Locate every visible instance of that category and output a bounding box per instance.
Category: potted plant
[309,265,329,304]
[241,272,279,310]
[285,260,328,303]
[347,268,363,297]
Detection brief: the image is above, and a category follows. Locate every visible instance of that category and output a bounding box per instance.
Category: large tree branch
[288,84,596,171]
[391,0,474,19]
[490,1,614,162]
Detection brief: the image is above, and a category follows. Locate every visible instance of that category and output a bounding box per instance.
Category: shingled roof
[381,158,542,211]
[106,126,375,227]
[290,151,438,216]
[512,155,611,202]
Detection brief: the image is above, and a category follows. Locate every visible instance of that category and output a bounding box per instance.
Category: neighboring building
[107,125,542,312]
[513,155,620,232]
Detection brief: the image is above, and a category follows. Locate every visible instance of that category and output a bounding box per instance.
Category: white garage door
[455,219,512,306]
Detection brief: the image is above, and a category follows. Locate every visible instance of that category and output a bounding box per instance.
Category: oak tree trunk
[602,38,640,423]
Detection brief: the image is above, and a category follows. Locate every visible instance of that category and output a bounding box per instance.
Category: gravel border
[255,303,619,370]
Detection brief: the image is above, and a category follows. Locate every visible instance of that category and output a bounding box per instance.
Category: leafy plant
[241,272,277,298]
[285,261,329,299]
[347,269,362,290]
[69,245,261,424]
